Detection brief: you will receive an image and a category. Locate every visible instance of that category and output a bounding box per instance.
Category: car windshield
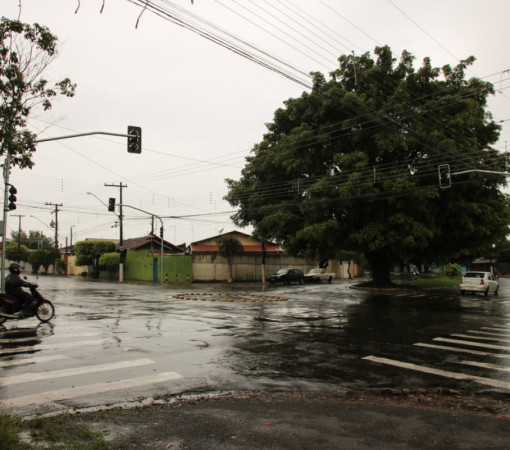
[276,269,289,275]
[464,272,484,278]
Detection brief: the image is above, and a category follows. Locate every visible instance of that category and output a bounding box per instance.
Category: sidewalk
[20,391,510,449]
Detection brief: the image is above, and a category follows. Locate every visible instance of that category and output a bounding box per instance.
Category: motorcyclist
[5,263,36,315]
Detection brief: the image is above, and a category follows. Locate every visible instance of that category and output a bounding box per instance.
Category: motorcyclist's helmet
[8,263,21,274]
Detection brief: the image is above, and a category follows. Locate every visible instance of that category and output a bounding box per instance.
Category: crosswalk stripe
[0,358,154,386]
[481,327,509,332]
[458,360,510,372]
[414,342,510,358]
[433,337,510,351]
[0,339,111,355]
[0,355,69,367]
[0,371,183,408]
[465,330,510,337]
[363,355,510,390]
[451,333,510,343]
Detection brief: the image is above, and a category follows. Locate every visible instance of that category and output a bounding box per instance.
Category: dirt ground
[21,389,510,449]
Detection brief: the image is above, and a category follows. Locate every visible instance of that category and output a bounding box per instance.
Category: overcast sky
[3,0,510,248]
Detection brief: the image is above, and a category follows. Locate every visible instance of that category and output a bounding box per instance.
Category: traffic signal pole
[1,127,141,292]
[438,164,508,189]
[105,182,127,282]
[1,153,11,293]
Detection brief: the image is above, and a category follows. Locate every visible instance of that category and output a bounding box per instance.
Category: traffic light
[8,185,17,210]
[108,197,115,212]
[127,126,142,153]
[438,164,451,189]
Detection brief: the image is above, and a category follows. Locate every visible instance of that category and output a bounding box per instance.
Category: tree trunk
[365,250,392,286]
[227,259,233,284]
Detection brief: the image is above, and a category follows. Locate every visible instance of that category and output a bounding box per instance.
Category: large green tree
[225,46,510,285]
[0,17,75,168]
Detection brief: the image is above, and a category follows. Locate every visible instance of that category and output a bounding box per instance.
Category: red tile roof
[190,243,282,253]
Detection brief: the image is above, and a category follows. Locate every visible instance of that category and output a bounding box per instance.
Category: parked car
[304,268,335,283]
[460,271,499,296]
[268,268,304,284]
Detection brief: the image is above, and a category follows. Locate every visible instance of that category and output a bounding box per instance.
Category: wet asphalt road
[1,275,510,417]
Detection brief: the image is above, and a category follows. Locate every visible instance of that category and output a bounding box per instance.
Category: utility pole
[45,202,62,249]
[105,182,127,282]
[11,214,24,262]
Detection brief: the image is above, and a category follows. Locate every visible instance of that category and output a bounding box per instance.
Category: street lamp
[29,215,53,231]
[86,192,107,208]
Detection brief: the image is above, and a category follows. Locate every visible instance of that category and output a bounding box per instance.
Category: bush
[443,263,462,278]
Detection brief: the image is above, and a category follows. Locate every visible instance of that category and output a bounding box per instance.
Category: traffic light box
[127,126,142,153]
[438,164,451,189]
[7,185,17,210]
[108,197,116,212]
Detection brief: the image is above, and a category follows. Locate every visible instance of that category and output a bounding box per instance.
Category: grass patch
[401,274,461,288]
[0,415,24,449]
[0,414,128,449]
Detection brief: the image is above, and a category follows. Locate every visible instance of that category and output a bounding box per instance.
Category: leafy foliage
[0,17,76,168]
[10,230,53,250]
[226,46,510,285]
[99,252,120,276]
[216,237,244,283]
[443,263,463,278]
[4,241,29,262]
[75,240,117,278]
[28,248,59,274]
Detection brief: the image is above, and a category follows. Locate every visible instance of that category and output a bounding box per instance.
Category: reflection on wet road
[1,276,510,416]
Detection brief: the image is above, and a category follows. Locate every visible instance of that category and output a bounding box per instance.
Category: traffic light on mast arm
[127,126,142,153]
[7,184,17,210]
[108,197,116,212]
[438,164,451,189]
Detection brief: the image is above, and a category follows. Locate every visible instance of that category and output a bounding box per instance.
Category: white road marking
[481,327,509,332]
[414,342,510,358]
[0,358,154,386]
[0,355,69,367]
[0,371,183,408]
[433,337,510,351]
[451,333,510,342]
[458,360,510,371]
[363,355,510,390]
[465,330,510,337]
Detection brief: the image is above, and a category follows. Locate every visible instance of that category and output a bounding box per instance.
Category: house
[65,235,192,283]
[121,235,191,283]
[189,231,318,282]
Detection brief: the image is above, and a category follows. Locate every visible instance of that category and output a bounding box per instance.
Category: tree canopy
[225,46,510,285]
[10,229,53,250]
[0,17,75,168]
[75,240,117,278]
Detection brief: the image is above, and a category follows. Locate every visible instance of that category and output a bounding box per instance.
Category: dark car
[268,268,304,284]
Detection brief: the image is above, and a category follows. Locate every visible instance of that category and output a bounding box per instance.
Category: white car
[460,271,499,296]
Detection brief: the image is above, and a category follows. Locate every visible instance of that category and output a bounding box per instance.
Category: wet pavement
[1,275,510,418]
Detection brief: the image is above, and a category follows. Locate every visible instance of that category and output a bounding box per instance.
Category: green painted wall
[124,250,192,283]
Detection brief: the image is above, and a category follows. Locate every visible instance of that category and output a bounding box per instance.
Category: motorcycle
[0,284,55,324]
